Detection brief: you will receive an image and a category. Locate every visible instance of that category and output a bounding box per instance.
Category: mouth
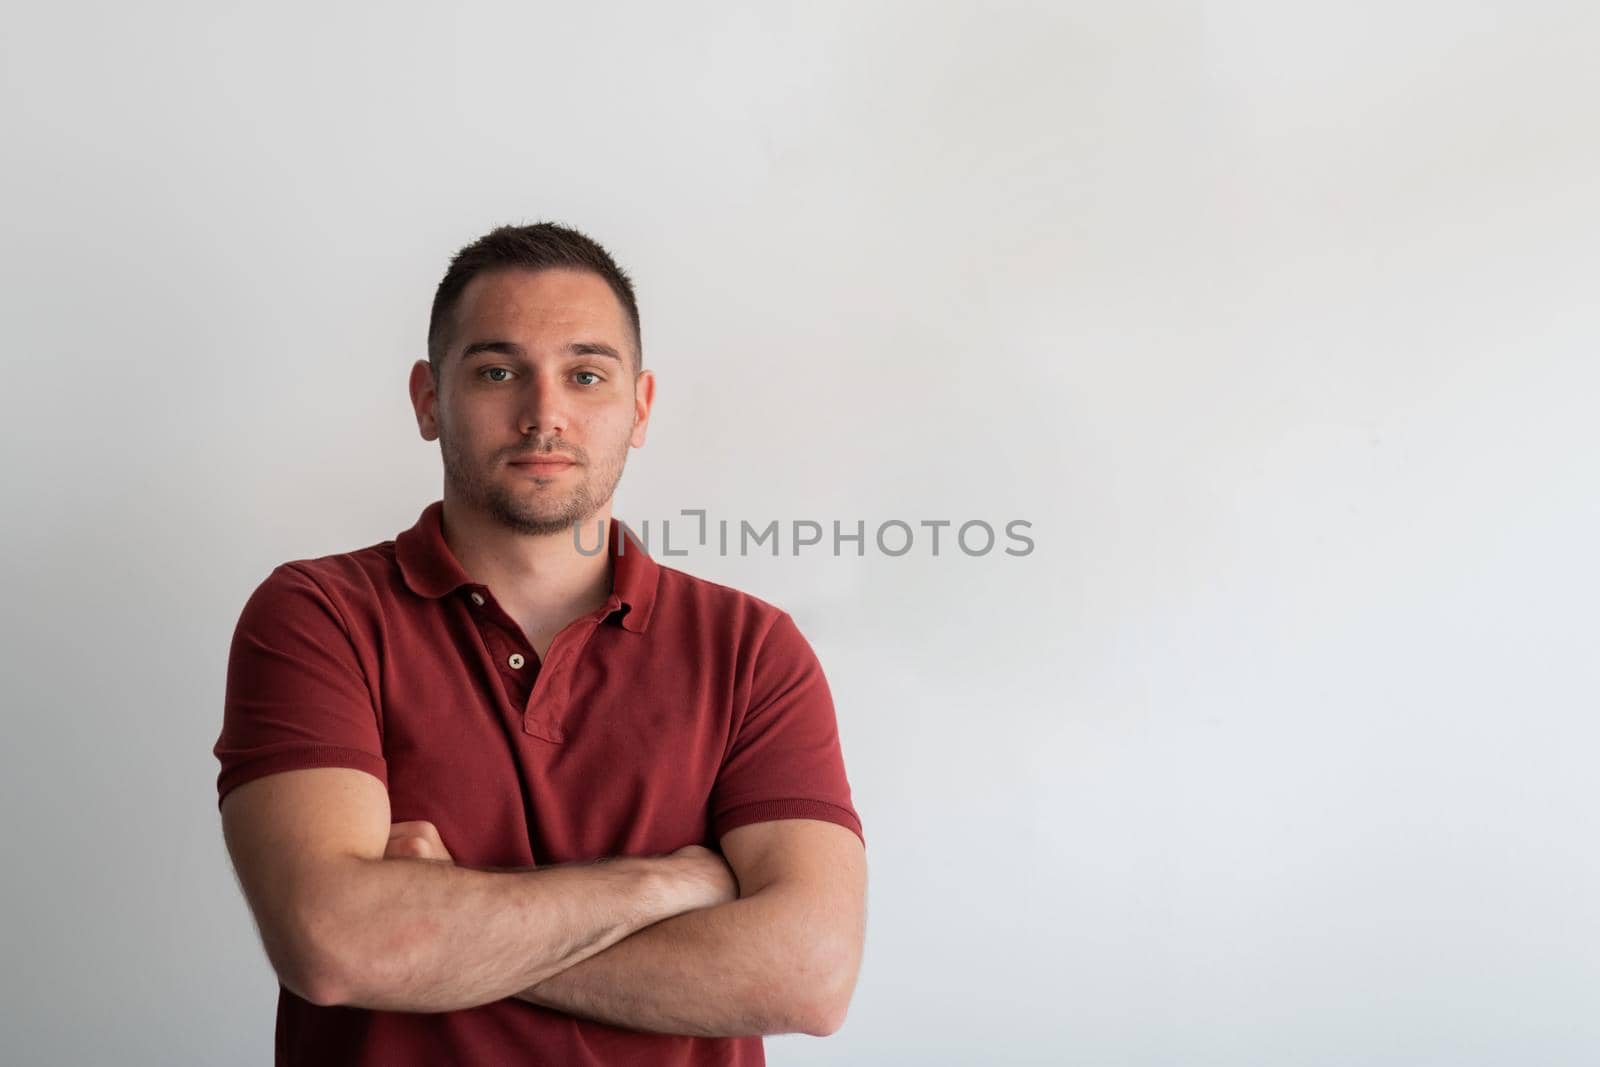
[508,456,577,473]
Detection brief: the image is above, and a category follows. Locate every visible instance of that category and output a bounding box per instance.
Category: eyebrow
[459,339,624,363]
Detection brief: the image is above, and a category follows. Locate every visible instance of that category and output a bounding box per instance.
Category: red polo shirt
[214,500,863,1066]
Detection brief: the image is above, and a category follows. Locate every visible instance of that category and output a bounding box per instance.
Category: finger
[386,835,431,860]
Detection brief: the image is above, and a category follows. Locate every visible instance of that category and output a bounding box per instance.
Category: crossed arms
[219,766,867,1037]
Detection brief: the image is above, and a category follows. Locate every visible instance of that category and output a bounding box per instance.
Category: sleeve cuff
[216,745,388,808]
[713,797,864,846]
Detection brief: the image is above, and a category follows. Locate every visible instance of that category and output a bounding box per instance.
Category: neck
[439,491,616,619]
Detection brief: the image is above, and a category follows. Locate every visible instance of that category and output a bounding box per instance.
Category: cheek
[584,404,636,439]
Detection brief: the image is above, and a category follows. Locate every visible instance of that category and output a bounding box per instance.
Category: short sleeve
[710,611,864,846]
[213,562,387,807]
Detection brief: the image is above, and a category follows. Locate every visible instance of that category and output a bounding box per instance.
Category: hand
[665,844,739,909]
[385,820,454,864]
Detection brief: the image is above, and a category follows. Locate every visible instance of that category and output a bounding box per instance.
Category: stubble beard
[439,415,633,538]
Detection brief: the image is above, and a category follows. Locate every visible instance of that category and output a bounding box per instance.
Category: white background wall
[3,2,1597,1064]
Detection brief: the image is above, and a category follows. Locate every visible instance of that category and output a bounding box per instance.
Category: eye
[480,367,514,383]
[573,370,603,386]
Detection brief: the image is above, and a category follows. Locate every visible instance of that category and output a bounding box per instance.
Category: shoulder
[650,561,795,642]
[235,538,404,638]
[272,538,399,599]
[646,563,827,684]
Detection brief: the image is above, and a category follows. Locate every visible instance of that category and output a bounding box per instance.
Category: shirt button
[508,652,526,669]
[469,592,485,606]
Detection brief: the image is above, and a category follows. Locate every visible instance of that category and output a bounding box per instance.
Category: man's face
[411,267,654,536]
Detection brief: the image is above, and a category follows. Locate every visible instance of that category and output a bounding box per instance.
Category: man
[213,222,867,1065]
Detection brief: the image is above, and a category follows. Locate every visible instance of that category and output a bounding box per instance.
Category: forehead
[450,267,629,348]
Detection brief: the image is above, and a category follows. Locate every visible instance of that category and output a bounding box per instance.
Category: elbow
[281,959,350,1010]
[788,937,860,1037]
[793,986,851,1037]
[268,930,353,1008]
[261,859,445,1010]
[264,900,369,1008]
[796,1001,849,1038]
[263,938,347,1007]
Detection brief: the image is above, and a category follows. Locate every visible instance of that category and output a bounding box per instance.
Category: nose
[517,373,571,438]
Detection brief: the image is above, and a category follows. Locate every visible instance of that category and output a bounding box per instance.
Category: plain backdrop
[3,2,1598,1064]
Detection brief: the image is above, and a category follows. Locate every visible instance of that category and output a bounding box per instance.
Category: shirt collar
[395,500,660,633]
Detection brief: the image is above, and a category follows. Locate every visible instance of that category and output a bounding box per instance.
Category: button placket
[521,615,605,741]
[464,588,541,719]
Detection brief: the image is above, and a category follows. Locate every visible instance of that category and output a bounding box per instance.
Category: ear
[409,360,441,441]
[630,368,656,448]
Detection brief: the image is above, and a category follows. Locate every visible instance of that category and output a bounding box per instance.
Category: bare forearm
[298,856,675,1013]
[514,887,828,1037]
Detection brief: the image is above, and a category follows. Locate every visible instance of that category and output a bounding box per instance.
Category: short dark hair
[427,222,642,378]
